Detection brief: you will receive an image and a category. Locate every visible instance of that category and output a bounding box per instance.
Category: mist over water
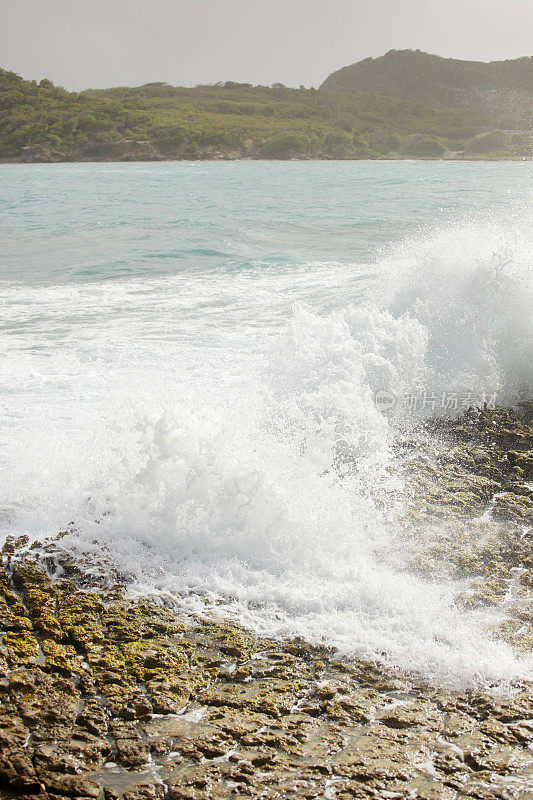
[1,161,532,688]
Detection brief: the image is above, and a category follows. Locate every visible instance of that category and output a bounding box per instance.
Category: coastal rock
[78,140,165,161]
[0,404,532,798]
[20,143,66,163]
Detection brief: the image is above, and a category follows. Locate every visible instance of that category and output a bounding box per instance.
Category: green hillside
[321,50,533,124]
[1,67,531,162]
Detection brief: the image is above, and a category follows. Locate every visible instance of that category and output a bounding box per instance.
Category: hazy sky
[2,0,532,90]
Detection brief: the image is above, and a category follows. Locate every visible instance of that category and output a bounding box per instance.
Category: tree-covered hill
[1,67,531,162]
[321,50,533,124]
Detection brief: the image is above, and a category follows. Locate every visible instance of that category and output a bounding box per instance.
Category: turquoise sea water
[2,160,532,284]
[1,161,532,686]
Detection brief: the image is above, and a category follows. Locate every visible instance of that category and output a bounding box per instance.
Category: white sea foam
[384,211,533,403]
[1,190,532,689]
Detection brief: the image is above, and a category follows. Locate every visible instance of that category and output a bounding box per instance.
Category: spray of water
[1,208,532,688]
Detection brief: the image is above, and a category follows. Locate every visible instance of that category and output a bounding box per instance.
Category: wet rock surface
[0,540,531,800]
[1,403,532,799]
[398,402,533,648]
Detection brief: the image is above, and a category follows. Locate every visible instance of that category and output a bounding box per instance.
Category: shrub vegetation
[0,69,525,161]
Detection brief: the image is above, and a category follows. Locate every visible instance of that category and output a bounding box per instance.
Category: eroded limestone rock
[0,403,532,798]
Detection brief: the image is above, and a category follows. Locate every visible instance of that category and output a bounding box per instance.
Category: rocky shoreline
[398,403,532,630]
[2,150,530,164]
[1,141,531,164]
[1,403,532,800]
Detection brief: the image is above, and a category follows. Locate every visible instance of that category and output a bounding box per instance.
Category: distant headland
[1,50,532,163]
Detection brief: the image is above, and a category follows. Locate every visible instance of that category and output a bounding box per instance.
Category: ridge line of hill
[1,59,532,162]
[320,49,533,124]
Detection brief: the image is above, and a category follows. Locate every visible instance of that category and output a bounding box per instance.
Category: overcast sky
[2,0,532,90]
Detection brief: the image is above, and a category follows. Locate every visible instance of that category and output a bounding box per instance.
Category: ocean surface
[1,160,532,687]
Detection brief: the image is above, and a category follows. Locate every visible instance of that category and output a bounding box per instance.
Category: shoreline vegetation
[2,63,532,164]
[1,403,532,799]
